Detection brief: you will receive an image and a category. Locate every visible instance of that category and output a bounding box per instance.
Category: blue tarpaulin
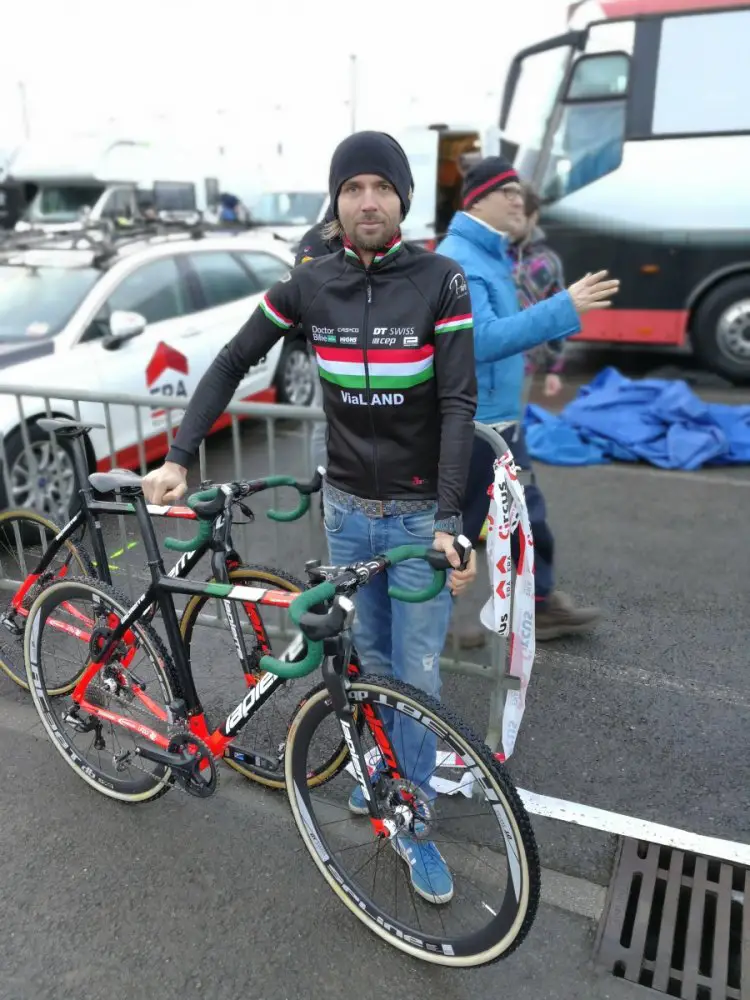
[523,367,750,470]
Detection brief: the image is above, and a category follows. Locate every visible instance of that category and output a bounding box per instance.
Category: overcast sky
[0,0,568,186]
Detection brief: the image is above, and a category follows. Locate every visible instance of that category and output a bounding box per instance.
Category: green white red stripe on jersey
[342,232,402,266]
[260,295,294,329]
[435,314,473,334]
[314,343,434,390]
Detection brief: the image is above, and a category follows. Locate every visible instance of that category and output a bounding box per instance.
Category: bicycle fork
[322,639,413,842]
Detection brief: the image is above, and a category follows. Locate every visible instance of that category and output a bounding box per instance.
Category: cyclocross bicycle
[1,418,334,789]
[23,472,540,966]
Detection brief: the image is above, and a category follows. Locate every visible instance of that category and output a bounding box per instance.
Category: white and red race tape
[478,448,536,761]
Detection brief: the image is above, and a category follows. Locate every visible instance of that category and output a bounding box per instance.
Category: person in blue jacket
[438,156,619,641]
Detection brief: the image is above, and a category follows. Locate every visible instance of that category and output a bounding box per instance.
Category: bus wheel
[692,275,750,385]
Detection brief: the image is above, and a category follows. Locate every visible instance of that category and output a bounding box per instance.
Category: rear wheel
[24,577,177,803]
[0,509,93,692]
[692,275,750,384]
[179,565,350,790]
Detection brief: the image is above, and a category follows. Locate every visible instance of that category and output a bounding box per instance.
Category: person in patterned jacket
[508,183,568,404]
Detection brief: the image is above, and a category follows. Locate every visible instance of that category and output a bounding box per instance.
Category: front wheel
[285,675,541,967]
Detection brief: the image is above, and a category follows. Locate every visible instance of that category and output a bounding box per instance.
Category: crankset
[132,732,219,798]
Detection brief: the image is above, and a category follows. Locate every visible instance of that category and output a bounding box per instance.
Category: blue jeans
[323,490,452,799]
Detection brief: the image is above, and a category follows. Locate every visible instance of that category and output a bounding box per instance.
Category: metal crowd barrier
[0,382,521,752]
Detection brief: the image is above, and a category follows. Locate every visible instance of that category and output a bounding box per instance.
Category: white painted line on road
[3,692,747,871]
[518,788,750,867]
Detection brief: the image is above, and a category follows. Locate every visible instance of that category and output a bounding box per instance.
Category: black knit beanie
[462,156,520,210]
[329,131,414,220]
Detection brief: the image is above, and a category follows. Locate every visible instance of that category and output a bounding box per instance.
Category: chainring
[168,732,219,799]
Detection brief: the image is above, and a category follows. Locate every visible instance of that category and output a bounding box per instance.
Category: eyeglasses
[500,186,525,202]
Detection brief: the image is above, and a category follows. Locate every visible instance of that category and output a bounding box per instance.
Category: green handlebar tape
[265,475,311,523]
[187,487,221,506]
[258,581,336,679]
[385,544,447,603]
[163,487,221,552]
[288,581,337,625]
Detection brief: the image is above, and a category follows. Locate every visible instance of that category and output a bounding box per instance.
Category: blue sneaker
[391,834,454,904]
[348,761,387,815]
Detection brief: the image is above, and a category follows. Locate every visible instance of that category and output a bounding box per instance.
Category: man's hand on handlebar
[142,461,188,505]
[432,531,476,597]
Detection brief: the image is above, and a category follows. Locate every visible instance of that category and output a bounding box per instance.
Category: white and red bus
[499,0,750,382]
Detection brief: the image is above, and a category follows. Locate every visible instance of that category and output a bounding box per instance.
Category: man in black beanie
[142,130,478,905]
[439,155,619,641]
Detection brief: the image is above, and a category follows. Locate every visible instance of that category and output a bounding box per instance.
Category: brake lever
[425,534,473,572]
[298,595,356,643]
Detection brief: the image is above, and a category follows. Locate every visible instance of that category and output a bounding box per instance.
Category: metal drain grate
[596,838,749,998]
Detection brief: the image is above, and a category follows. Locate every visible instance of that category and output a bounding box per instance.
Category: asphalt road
[1,345,748,999]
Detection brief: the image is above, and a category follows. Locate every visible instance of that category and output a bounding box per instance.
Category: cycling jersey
[167,237,477,522]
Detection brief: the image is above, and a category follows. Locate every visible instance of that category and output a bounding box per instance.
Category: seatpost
[133,494,168,584]
[72,434,95,506]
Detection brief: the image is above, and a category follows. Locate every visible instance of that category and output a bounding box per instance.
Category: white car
[0,225,315,517]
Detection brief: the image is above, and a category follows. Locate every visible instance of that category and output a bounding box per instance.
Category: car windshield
[0,264,100,340]
[26,184,105,223]
[251,191,326,226]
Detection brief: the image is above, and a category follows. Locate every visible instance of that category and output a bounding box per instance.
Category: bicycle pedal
[0,614,22,636]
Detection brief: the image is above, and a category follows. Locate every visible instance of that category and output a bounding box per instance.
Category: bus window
[652,9,750,136]
[540,51,630,201]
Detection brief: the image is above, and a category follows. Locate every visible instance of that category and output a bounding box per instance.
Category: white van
[11,138,221,234]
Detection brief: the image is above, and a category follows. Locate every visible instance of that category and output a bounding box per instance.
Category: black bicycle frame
[86,493,295,733]
[72,493,398,818]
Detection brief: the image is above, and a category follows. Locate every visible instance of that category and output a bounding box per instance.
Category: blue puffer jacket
[438,212,580,425]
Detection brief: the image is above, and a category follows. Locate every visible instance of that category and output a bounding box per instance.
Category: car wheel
[0,423,82,520]
[275,339,316,407]
[691,275,750,385]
